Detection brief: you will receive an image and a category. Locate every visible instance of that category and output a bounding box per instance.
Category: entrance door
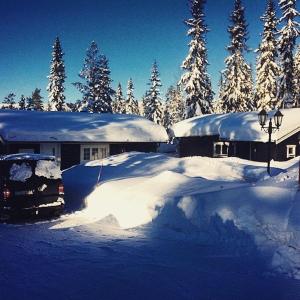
[61,144,81,170]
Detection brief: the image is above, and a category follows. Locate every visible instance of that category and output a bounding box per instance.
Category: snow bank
[171,108,300,142]
[0,110,168,143]
[58,152,300,278]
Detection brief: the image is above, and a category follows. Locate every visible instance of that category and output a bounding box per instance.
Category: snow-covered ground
[1,152,300,299]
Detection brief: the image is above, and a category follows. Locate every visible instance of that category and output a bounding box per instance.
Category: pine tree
[144,61,164,125]
[278,0,300,108]
[47,37,66,111]
[217,0,254,113]
[18,95,26,110]
[92,54,114,113]
[256,0,280,110]
[113,83,125,113]
[163,86,184,129]
[26,97,34,111]
[294,45,300,107]
[179,0,213,118]
[74,42,114,113]
[125,78,139,115]
[31,88,44,111]
[3,93,16,109]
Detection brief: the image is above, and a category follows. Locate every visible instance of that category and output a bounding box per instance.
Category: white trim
[40,143,61,166]
[286,145,296,159]
[80,143,109,163]
[276,126,300,144]
[213,142,229,158]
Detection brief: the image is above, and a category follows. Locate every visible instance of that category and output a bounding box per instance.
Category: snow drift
[58,152,300,278]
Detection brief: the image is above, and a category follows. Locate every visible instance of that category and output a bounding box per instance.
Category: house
[170,109,300,162]
[0,110,168,169]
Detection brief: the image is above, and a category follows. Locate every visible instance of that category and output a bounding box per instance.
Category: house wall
[110,142,158,156]
[6,143,40,155]
[0,141,161,170]
[177,136,219,158]
[178,133,299,162]
[275,132,300,161]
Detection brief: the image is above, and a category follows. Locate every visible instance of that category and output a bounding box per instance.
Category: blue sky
[0,0,285,103]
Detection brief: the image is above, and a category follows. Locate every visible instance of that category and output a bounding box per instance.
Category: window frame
[286,145,296,159]
[213,142,229,158]
[80,144,109,162]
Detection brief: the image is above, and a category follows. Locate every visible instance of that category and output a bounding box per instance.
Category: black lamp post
[258,109,283,175]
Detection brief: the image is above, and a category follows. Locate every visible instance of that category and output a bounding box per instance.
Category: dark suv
[0,153,64,221]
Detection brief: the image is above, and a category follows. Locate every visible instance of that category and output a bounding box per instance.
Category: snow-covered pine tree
[163,86,184,129]
[3,93,16,109]
[18,95,26,110]
[179,0,213,118]
[26,97,34,111]
[47,37,66,111]
[113,83,125,113]
[144,61,164,125]
[31,88,44,111]
[256,0,280,110]
[213,72,225,113]
[73,41,101,113]
[140,95,146,116]
[294,45,300,107]
[278,0,300,108]
[125,78,139,115]
[217,0,254,113]
[93,54,114,113]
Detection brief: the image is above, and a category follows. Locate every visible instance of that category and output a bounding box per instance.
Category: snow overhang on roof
[170,108,300,143]
[0,110,169,143]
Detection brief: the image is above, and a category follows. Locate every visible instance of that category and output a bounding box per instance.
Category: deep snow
[1,152,300,299]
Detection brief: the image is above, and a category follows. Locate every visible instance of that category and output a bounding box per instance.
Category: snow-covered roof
[0,110,168,143]
[171,109,300,143]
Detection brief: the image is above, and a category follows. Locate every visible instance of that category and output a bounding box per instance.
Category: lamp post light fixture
[258,109,284,176]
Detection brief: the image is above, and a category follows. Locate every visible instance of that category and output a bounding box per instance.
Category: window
[83,148,90,161]
[92,148,99,160]
[81,144,109,162]
[100,148,107,159]
[287,145,296,159]
[214,142,229,158]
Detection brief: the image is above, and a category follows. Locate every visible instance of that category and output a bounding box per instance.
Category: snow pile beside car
[59,152,299,278]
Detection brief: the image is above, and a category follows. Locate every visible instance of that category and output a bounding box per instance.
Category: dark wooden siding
[61,144,80,170]
[274,132,300,161]
[178,136,219,157]
[6,143,40,154]
[177,135,299,162]
[110,143,158,156]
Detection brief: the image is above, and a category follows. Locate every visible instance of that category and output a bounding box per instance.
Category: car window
[9,162,33,182]
[35,160,61,179]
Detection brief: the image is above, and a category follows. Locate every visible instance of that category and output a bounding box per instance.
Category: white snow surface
[2,153,300,299]
[57,152,300,280]
[0,110,168,142]
[9,163,32,182]
[171,108,300,142]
